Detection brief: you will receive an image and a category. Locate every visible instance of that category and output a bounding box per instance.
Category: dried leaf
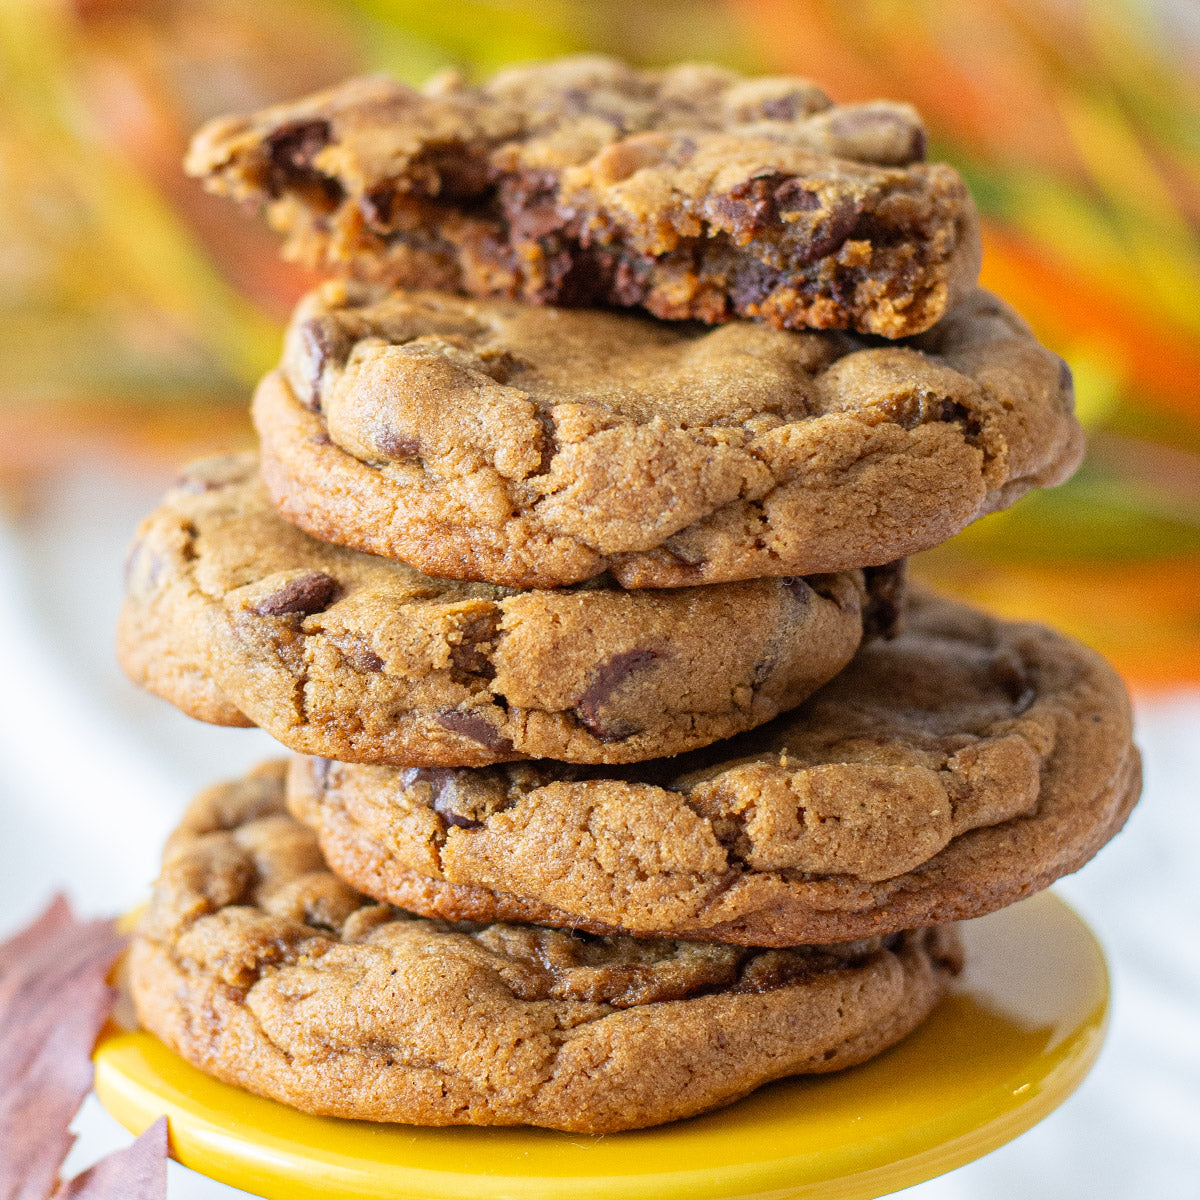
[0,896,74,974]
[53,1118,168,1200]
[0,896,127,1200]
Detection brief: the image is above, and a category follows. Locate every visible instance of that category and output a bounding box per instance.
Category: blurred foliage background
[1,0,1197,686]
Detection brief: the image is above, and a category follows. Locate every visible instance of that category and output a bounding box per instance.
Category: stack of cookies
[117,58,1140,1134]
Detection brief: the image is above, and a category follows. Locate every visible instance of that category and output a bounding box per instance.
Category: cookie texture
[129,762,962,1132]
[257,284,1082,589]
[186,56,980,338]
[287,590,1140,945]
[117,454,877,766]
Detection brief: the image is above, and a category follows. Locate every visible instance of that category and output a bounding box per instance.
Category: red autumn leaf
[0,895,127,1200]
[53,1118,168,1199]
[0,896,75,973]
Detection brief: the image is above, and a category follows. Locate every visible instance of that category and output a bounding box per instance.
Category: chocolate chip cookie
[117,454,879,766]
[129,762,962,1132]
[256,283,1082,589]
[286,589,1140,945]
[186,56,980,338]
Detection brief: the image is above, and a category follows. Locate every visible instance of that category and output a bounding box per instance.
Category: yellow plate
[94,891,1108,1200]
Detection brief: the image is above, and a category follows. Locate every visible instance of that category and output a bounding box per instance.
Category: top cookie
[187,56,981,338]
[256,283,1083,588]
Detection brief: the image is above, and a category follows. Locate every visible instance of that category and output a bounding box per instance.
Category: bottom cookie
[130,763,962,1133]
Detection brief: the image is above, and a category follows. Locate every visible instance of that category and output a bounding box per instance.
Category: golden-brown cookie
[117,454,881,766]
[287,590,1140,944]
[255,284,1082,588]
[187,56,980,338]
[129,762,962,1132]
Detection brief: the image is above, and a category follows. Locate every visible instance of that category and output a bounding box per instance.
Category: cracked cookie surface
[256,284,1082,588]
[187,56,980,338]
[116,454,876,766]
[129,762,962,1131]
[287,590,1140,944]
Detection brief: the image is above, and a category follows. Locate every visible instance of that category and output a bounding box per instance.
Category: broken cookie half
[187,56,981,338]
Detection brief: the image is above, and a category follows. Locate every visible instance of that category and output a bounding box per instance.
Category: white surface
[1,461,1198,1198]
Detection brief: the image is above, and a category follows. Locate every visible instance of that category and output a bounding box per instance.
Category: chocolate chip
[750,655,776,687]
[1058,356,1075,399]
[401,767,482,829]
[122,539,142,586]
[862,560,906,639]
[310,757,332,792]
[531,243,601,306]
[361,185,395,227]
[562,87,590,114]
[884,400,917,431]
[173,457,254,494]
[607,258,642,305]
[268,119,330,170]
[576,649,660,742]
[732,953,826,994]
[499,168,555,213]
[941,400,984,443]
[375,429,421,460]
[883,394,981,439]
[712,173,827,240]
[533,409,559,477]
[253,572,340,617]
[799,198,862,263]
[712,173,788,233]
[296,318,352,411]
[772,178,820,214]
[592,107,631,133]
[409,145,494,198]
[669,135,698,166]
[559,87,630,130]
[434,710,513,752]
[334,637,383,672]
[449,610,499,678]
[662,537,709,569]
[759,93,807,121]
[265,119,332,197]
[475,348,525,386]
[501,170,567,244]
[123,539,164,592]
[173,473,222,495]
[727,257,790,311]
[826,108,927,166]
[782,576,812,605]
[988,649,1036,713]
